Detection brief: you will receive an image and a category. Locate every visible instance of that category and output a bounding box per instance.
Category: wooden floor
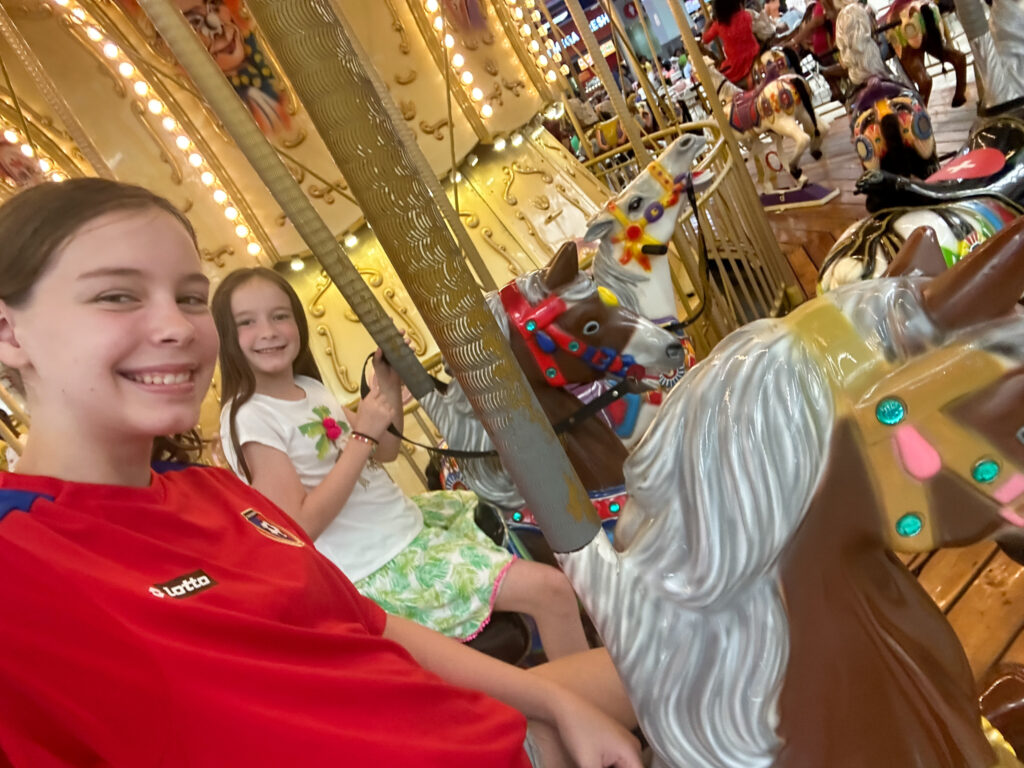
[766,69,980,298]
[759,69,1024,685]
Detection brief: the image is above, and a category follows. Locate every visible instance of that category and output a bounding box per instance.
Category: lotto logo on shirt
[241,508,305,547]
[149,570,217,599]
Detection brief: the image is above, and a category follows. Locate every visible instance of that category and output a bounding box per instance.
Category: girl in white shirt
[213,268,589,658]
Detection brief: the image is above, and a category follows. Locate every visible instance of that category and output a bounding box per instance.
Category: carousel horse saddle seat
[729,87,764,133]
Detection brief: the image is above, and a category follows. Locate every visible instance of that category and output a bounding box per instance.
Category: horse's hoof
[952,93,967,108]
[811,149,823,161]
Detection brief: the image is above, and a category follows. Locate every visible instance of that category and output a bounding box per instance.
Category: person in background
[702,0,761,87]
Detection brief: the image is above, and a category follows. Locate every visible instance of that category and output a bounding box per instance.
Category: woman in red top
[702,0,760,87]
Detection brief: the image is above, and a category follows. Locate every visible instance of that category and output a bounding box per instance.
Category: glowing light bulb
[175,135,191,150]
[162,117,177,132]
[133,81,148,96]
[118,62,134,77]
[444,33,454,48]
[85,27,101,41]
[560,64,570,75]
[467,153,479,166]
[188,153,203,167]
[553,51,562,62]
[545,70,557,82]
[433,16,444,31]
[148,99,163,114]
[537,55,548,66]
[200,171,215,186]
[50,172,66,182]
[511,133,524,146]
[235,224,250,238]
[520,23,531,35]
[529,40,540,52]
[224,206,239,221]
[532,10,541,22]
[20,144,34,157]
[452,52,465,68]
[344,233,358,248]
[493,136,506,150]
[513,7,524,19]
[461,71,473,85]
[471,87,484,101]
[102,43,118,59]
[2,130,17,143]
[525,0,535,7]
[213,189,228,204]
[38,158,52,172]
[290,257,304,271]
[55,0,69,6]
[247,242,262,256]
[425,0,439,10]
[481,103,494,118]
[71,7,85,20]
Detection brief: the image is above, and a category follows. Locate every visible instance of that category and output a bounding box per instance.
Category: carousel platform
[760,68,1024,688]
[767,69,980,299]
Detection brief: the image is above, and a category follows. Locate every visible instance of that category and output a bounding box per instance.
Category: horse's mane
[574,277,995,766]
[592,240,647,313]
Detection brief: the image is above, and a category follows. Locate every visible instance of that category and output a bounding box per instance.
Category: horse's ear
[583,213,616,244]
[922,217,1024,331]
[883,226,945,277]
[544,241,580,291]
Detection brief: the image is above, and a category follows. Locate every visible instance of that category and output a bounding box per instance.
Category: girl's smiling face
[0,207,218,455]
[228,277,302,384]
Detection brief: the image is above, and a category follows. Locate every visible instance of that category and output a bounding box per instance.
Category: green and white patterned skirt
[355,490,516,640]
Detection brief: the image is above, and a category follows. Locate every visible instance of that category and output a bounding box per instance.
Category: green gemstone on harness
[896,513,923,537]
[609,502,621,513]
[876,397,906,426]
[512,511,523,522]
[568,341,580,352]
[972,459,1000,484]
[525,320,537,332]
[545,367,557,379]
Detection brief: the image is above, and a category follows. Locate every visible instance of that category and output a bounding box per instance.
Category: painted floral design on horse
[850,76,938,180]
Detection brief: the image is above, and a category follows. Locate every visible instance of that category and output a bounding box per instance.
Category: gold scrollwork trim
[515,211,554,261]
[484,58,499,76]
[487,82,503,107]
[395,70,418,85]
[201,245,234,268]
[502,162,553,206]
[399,100,417,120]
[308,270,332,318]
[420,118,449,141]
[556,182,588,216]
[315,325,358,393]
[383,0,412,54]
[502,77,526,97]
[531,195,551,211]
[459,210,480,228]
[481,227,524,275]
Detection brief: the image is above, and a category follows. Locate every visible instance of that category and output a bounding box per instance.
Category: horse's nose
[666,341,684,359]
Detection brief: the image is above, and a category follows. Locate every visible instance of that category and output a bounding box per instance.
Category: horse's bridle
[500,280,646,388]
[794,301,1024,549]
[605,159,692,271]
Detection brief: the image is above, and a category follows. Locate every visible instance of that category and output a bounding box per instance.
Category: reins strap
[663,175,710,332]
[358,354,639,460]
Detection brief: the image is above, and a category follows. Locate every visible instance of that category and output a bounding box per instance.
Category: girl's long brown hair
[211,268,322,482]
[0,179,204,463]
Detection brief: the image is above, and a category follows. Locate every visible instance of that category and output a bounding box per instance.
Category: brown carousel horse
[883,0,968,107]
[559,218,1024,766]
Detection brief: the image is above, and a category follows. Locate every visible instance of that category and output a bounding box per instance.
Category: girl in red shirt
[702,0,761,87]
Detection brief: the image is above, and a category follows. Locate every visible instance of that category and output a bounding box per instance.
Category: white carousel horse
[559,222,1024,767]
[704,57,824,192]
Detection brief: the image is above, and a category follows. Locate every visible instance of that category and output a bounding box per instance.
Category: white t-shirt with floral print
[219,375,423,581]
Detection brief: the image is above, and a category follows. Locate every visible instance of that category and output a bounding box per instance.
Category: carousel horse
[420,240,683,512]
[849,76,938,180]
[559,219,1024,767]
[883,0,968,107]
[752,46,805,83]
[817,193,1020,291]
[703,57,824,190]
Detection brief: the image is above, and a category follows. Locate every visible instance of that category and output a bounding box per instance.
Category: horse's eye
[1016,426,1024,446]
[627,196,643,213]
[582,320,601,335]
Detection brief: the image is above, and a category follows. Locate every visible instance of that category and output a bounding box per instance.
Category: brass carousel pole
[135,0,438,400]
[0,6,114,179]
[599,0,670,131]
[665,0,798,296]
[634,0,678,122]
[140,0,602,551]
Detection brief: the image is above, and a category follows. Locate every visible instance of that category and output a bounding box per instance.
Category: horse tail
[782,46,804,77]
[919,4,946,59]
[790,76,819,134]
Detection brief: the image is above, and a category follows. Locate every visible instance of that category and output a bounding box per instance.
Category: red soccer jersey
[0,465,530,767]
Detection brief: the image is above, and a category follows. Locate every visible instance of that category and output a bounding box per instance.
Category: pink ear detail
[1000,507,1024,528]
[995,474,1024,504]
[893,424,942,480]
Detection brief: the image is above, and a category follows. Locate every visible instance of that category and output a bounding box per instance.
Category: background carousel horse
[849,76,938,180]
[559,220,1024,767]
[703,57,824,191]
[883,0,968,106]
[421,241,683,512]
[817,192,1020,291]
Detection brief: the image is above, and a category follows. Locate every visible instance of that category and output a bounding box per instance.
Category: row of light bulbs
[0,122,64,183]
[423,0,494,119]
[44,0,264,259]
[506,0,570,84]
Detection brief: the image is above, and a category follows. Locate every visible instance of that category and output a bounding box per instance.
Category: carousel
[1,0,1024,764]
